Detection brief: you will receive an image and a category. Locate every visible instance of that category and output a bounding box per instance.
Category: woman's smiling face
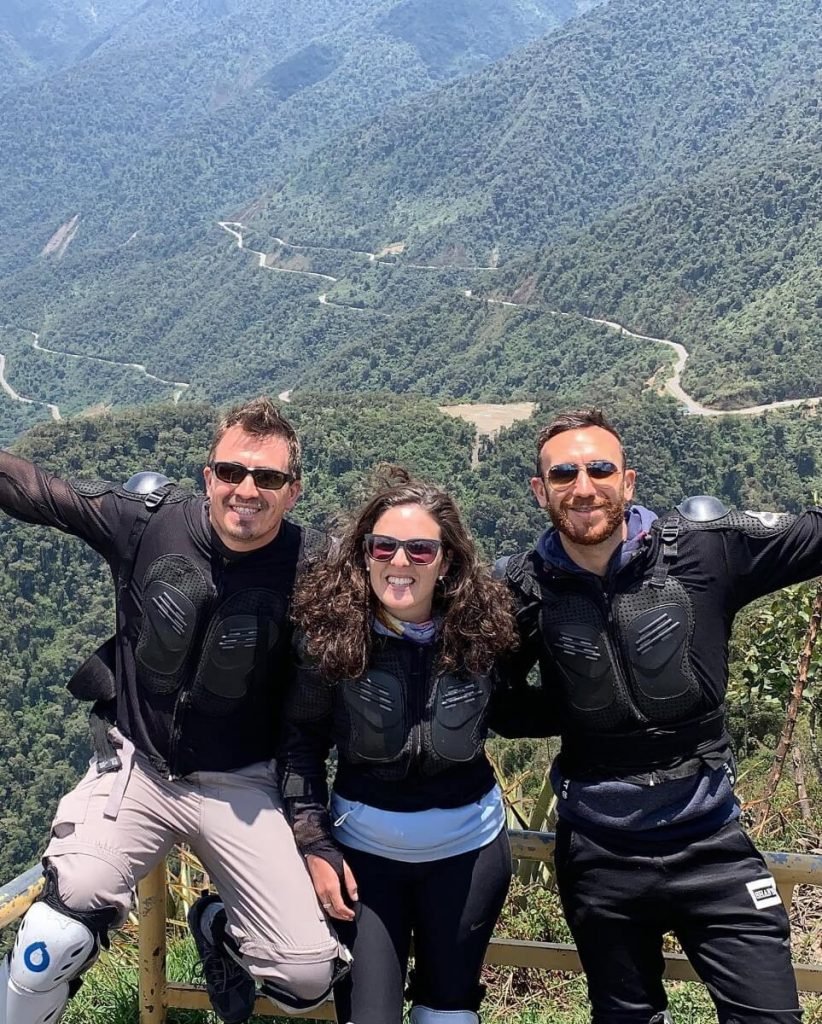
[366,503,446,624]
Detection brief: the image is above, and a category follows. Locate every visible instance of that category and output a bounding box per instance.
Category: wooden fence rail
[3,831,822,1022]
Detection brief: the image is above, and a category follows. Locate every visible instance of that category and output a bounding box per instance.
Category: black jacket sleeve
[0,449,118,558]
[276,637,344,870]
[719,508,822,610]
[489,552,560,738]
[489,605,559,738]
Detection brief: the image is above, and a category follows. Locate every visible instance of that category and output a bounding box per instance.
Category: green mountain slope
[495,127,822,407]
[0,0,593,279]
[250,0,821,263]
[0,0,136,85]
[1,0,819,444]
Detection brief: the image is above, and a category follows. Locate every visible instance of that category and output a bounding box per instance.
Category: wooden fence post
[138,863,168,1024]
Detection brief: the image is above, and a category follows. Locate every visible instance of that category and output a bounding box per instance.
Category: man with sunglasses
[0,397,348,1024]
[498,408,822,1024]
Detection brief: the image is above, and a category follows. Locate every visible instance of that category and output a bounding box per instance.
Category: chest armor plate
[343,668,407,763]
[341,652,491,771]
[540,575,700,732]
[135,555,288,715]
[431,672,492,763]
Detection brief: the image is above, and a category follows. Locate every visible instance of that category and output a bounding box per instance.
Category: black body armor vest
[134,553,290,717]
[300,637,493,783]
[504,510,736,774]
[540,573,700,733]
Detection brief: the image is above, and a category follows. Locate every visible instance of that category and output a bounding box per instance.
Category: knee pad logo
[23,942,51,973]
[746,876,781,909]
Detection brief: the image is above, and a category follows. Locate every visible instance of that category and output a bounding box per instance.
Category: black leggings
[333,829,512,1024]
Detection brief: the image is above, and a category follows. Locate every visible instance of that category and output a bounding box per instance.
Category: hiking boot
[188,892,256,1023]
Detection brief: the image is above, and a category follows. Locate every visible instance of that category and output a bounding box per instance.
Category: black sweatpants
[333,828,512,1024]
[554,819,801,1024]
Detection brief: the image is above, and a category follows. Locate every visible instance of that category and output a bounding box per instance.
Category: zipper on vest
[167,577,219,777]
[409,644,428,766]
[599,576,649,725]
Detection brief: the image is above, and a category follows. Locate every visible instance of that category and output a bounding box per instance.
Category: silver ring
[322,902,332,909]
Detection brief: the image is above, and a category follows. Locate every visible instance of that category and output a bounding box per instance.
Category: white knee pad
[410,1008,480,1024]
[1,902,98,1024]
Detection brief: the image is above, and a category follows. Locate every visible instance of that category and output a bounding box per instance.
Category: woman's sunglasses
[209,461,295,491]
[545,460,621,489]
[364,534,442,565]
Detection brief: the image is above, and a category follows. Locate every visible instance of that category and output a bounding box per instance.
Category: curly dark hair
[292,466,517,680]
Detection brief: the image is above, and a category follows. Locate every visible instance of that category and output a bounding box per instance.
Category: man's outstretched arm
[0,448,117,556]
[719,505,822,610]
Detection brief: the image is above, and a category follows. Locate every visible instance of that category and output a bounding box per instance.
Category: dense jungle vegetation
[2,395,822,884]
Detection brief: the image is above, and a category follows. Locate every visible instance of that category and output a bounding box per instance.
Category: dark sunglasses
[364,534,442,565]
[209,461,295,491]
[545,460,621,489]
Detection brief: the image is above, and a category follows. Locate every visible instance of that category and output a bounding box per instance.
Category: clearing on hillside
[439,402,537,436]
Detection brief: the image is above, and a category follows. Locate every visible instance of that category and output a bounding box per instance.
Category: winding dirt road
[219,222,500,275]
[0,326,191,421]
[545,311,818,417]
[218,223,338,282]
[0,352,61,420]
[470,296,821,418]
[29,330,190,402]
[220,223,822,420]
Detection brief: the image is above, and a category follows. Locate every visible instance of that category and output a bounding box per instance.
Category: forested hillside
[2,396,822,881]
[0,0,137,87]
[496,102,822,408]
[0,0,594,280]
[2,0,818,445]
[240,0,821,407]
[251,0,820,260]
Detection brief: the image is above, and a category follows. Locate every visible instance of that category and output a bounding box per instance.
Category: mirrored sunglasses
[364,534,442,565]
[545,460,621,489]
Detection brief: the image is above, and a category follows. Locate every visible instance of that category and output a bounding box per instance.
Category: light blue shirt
[330,785,506,862]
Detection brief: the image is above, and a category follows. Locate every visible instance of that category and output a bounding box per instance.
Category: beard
[549,493,626,547]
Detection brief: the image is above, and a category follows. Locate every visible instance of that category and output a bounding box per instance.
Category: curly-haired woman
[277,467,535,1024]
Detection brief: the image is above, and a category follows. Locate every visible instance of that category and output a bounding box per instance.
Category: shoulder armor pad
[70,477,115,497]
[115,481,190,504]
[676,495,729,522]
[492,555,510,581]
[663,506,795,536]
[123,471,171,494]
[737,509,795,535]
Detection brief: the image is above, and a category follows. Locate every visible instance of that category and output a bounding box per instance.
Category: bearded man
[498,408,822,1024]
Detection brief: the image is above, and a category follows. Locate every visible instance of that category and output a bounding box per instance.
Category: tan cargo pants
[43,739,340,993]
